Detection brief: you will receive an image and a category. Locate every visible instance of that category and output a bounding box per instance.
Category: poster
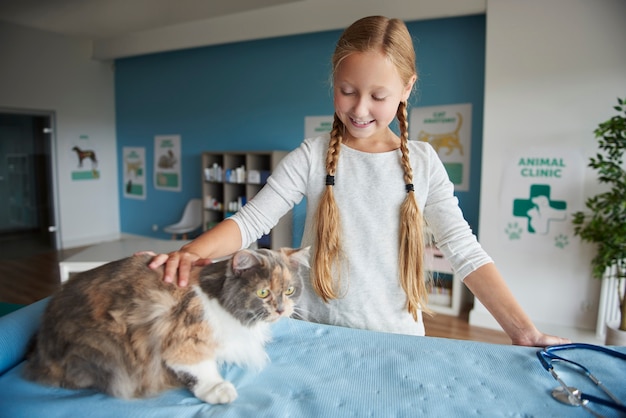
[499,147,584,252]
[154,135,181,192]
[410,104,472,191]
[122,147,146,199]
[70,134,100,180]
[305,115,333,138]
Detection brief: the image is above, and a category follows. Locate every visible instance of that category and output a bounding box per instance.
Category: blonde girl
[149,16,569,346]
[314,16,426,322]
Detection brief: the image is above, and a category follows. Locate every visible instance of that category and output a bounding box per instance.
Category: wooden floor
[0,240,511,345]
[0,244,87,306]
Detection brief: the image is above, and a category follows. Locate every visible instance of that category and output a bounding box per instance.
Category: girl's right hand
[147,250,212,287]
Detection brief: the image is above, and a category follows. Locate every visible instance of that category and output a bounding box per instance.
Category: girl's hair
[313,15,431,319]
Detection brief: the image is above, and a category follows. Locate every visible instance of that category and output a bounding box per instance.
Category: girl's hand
[511,329,571,348]
[144,250,212,287]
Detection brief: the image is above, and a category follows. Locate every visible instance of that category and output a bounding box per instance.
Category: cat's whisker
[290,311,304,320]
[290,305,312,320]
[245,311,265,326]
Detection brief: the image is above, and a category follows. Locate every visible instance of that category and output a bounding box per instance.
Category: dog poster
[154,135,181,192]
[410,104,472,191]
[123,147,146,199]
[70,135,100,180]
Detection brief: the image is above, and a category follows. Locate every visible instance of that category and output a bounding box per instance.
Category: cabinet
[425,245,468,316]
[201,151,292,250]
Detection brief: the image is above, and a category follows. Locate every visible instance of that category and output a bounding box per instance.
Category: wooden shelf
[201,151,291,250]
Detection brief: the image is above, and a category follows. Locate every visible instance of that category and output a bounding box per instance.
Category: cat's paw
[197,381,238,404]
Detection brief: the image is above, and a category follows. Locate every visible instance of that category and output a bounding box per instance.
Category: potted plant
[572,97,626,344]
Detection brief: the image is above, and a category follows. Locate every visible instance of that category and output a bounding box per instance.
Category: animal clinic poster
[499,147,584,252]
[154,135,181,192]
[410,104,472,191]
[123,147,146,199]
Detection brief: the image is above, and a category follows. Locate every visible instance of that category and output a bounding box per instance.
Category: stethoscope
[536,343,626,417]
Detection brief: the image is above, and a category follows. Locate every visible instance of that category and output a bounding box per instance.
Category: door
[0,111,58,259]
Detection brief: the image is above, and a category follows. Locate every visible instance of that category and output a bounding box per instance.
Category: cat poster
[123,147,146,199]
[499,147,584,252]
[409,104,472,191]
[154,135,181,192]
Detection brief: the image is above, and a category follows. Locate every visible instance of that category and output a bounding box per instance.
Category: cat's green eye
[285,286,295,296]
[256,288,270,299]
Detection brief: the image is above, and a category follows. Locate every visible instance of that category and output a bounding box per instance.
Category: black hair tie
[405,183,414,193]
[326,175,335,186]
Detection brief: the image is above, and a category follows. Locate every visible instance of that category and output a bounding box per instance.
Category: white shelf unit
[201,151,292,250]
[425,245,467,316]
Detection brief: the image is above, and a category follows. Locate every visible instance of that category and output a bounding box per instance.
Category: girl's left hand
[512,330,571,347]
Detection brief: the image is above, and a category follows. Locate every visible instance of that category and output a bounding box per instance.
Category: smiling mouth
[350,117,374,127]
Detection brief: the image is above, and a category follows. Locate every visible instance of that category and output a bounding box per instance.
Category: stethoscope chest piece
[551,386,588,407]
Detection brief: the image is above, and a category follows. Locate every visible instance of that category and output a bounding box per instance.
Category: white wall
[0,22,120,248]
[472,0,626,335]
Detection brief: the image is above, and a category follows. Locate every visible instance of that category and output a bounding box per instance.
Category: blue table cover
[1,298,624,417]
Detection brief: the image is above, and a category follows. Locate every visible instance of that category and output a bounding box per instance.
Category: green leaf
[573,97,626,287]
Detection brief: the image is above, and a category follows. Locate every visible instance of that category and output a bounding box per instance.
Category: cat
[417,112,464,156]
[23,246,310,404]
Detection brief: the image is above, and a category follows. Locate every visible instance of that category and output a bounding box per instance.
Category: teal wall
[116,15,486,245]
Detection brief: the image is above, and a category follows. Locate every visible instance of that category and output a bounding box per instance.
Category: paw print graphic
[554,234,569,249]
[505,222,523,240]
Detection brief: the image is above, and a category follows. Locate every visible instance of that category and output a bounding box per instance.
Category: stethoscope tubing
[580,393,626,413]
[541,343,626,360]
[537,343,626,413]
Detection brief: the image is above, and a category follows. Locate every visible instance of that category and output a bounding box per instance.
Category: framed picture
[154,135,181,192]
[123,147,146,199]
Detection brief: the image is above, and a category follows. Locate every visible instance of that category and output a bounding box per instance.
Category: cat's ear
[282,246,311,269]
[231,249,263,275]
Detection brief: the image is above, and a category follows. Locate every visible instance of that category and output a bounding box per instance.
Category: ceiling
[0,0,486,60]
[0,0,301,40]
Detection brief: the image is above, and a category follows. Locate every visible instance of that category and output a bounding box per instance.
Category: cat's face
[219,247,309,326]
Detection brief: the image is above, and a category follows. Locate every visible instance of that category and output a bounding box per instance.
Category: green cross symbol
[512,184,566,234]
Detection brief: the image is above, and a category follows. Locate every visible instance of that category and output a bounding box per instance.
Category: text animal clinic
[517,158,566,178]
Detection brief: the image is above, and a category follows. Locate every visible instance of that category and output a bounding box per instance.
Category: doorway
[0,110,59,259]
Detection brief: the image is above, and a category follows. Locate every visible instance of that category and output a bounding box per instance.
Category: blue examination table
[1,298,624,417]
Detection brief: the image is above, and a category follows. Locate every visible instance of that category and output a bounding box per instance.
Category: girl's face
[333,50,415,142]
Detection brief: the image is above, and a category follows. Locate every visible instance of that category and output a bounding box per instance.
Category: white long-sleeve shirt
[231,134,492,336]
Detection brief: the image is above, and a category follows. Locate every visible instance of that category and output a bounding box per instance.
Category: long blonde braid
[313,115,344,301]
[397,101,431,319]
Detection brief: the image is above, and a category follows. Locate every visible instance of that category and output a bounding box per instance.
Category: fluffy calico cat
[23,247,309,404]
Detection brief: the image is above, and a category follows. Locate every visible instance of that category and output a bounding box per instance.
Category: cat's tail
[22,340,65,387]
[23,338,139,398]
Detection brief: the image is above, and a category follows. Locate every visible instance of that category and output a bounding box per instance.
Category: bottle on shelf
[200,151,291,249]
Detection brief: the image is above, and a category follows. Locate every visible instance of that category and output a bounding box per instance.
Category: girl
[149,16,569,346]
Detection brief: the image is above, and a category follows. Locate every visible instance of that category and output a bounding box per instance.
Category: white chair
[163,198,203,240]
